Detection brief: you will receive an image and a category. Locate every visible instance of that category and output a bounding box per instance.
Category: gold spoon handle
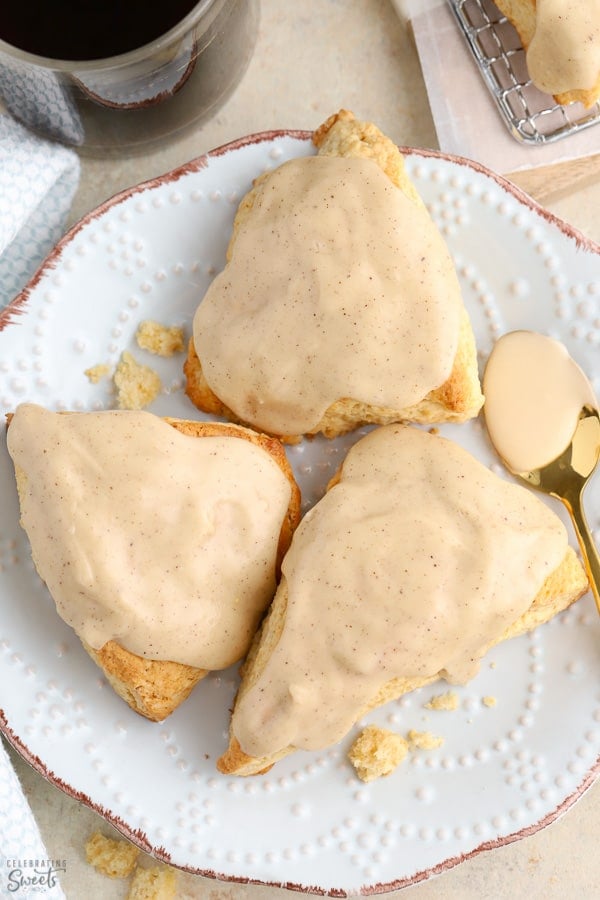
[559,491,600,615]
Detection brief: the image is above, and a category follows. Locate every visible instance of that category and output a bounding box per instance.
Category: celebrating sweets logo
[2,858,66,894]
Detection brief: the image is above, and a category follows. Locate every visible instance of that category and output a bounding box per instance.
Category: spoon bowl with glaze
[483,330,600,615]
[512,404,600,614]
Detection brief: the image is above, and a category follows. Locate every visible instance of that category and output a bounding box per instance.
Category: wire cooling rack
[447,0,600,144]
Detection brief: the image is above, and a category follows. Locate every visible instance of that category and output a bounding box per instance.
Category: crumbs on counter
[135,320,185,357]
[348,724,409,783]
[85,831,178,898]
[482,695,497,708]
[425,690,460,711]
[85,831,139,878]
[407,729,444,750]
[84,363,111,384]
[114,351,162,410]
[128,865,178,900]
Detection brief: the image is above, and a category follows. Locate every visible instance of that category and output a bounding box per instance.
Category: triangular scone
[184,110,484,443]
[217,424,588,775]
[7,404,301,722]
[494,0,600,107]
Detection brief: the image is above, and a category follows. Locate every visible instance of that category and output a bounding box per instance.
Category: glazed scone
[185,109,484,442]
[217,424,588,775]
[495,0,600,107]
[7,404,301,722]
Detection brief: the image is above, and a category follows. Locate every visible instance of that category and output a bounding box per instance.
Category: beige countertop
[4,1,600,897]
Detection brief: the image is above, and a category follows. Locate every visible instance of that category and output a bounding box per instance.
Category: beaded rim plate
[0,132,599,896]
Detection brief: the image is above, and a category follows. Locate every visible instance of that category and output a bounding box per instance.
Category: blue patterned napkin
[0,114,80,309]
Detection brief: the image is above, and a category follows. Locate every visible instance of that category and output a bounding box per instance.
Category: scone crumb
[136,320,184,357]
[348,725,409,782]
[482,695,497,708]
[85,831,139,878]
[84,363,111,383]
[127,865,178,899]
[114,351,162,410]
[407,729,444,750]
[425,691,459,711]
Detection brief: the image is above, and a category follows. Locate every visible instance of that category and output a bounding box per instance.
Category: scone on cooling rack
[6,403,301,721]
[494,0,600,107]
[184,109,484,443]
[216,424,588,776]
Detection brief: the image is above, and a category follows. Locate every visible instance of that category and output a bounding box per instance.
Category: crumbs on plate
[348,724,445,782]
[84,363,111,384]
[407,729,444,750]
[114,351,162,410]
[83,319,185,409]
[425,690,460,711]
[348,725,409,783]
[135,320,185,357]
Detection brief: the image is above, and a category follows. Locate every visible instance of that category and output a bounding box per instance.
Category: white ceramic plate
[0,133,599,896]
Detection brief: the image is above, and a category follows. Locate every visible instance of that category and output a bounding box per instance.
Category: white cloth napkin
[0,112,77,898]
[0,114,80,309]
[0,737,65,898]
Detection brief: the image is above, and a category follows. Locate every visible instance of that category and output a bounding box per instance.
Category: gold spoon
[506,404,600,615]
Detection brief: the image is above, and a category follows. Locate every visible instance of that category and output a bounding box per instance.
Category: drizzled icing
[193,155,462,435]
[231,424,568,757]
[7,404,292,669]
[528,0,600,94]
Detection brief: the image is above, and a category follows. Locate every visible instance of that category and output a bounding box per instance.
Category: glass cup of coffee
[0,0,259,155]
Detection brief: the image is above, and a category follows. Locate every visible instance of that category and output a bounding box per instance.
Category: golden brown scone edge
[217,543,588,775]
[184,109,484,441]
[11,414,301,722]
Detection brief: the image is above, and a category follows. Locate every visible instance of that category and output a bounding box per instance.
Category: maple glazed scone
[184,110,484,442]
[6,404,301,722]
[494,0,600,107]
[217,424,588,776]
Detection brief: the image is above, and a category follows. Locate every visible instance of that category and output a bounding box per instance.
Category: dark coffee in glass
[0,0,259,155]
